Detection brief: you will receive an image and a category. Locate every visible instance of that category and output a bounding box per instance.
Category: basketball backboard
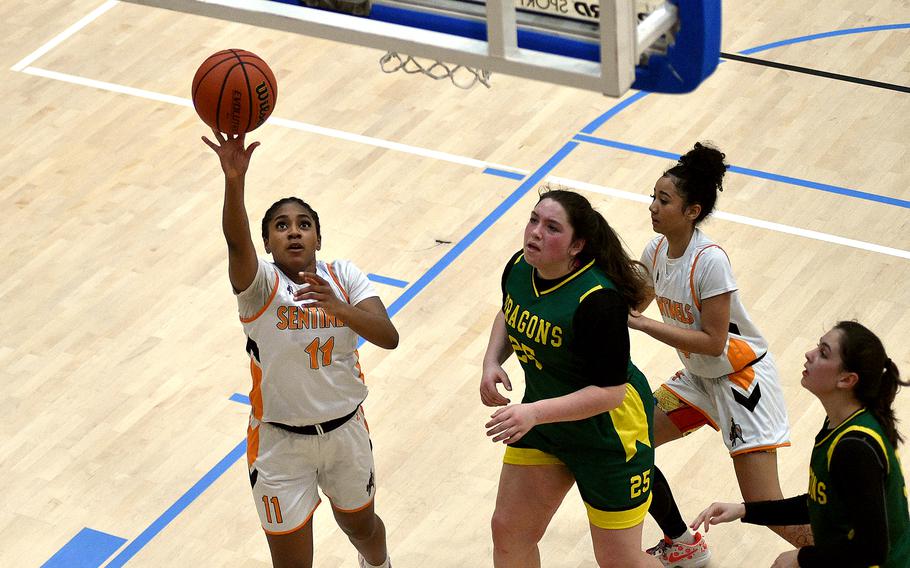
[121,0,720,96]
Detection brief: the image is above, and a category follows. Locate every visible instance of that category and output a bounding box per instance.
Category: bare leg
[265,520,314,568]
[653,407,685,448]
[332,502,388,566]
[491,463,575,568]
[732,451,814,547]
[590,522,663,568]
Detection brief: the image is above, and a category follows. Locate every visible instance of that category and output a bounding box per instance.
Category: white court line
[21,66,192,107]
[17,66,522,173]
[549,177,910,260]
[12,67,907,261]
[10,0,119,72]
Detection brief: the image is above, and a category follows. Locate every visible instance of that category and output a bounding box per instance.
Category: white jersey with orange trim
[640,229,768,379]
[237,258,377,425]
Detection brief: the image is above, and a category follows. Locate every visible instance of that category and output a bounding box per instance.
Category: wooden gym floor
[2,1,908,566]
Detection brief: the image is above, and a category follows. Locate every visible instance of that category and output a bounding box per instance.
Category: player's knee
[337,512,379,541]
[491,510,545,546]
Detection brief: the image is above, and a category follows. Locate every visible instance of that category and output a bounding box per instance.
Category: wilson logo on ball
[192,49,278,135]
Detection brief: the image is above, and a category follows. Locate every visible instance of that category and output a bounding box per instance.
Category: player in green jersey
[480,189,661,568]
[692,321,910,567]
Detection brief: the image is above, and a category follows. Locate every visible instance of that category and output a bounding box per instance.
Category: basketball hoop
[379,52,492,90]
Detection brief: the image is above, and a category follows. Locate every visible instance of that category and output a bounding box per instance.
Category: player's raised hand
[202,128,259,178]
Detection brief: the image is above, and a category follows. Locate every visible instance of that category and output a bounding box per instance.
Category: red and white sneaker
[646,532,711,568]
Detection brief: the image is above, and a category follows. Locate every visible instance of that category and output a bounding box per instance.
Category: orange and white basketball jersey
[237,258,376,425]
[641,229,768,379]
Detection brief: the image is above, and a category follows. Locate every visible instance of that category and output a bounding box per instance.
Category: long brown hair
[538,189,648,308]
[835,320,908,446]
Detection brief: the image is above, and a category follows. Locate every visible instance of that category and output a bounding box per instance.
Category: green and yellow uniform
[808,408,910,567]
[501,253,654,529]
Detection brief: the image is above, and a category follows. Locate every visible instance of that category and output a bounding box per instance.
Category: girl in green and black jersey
[692,321,910,568]
[480,189,661,568]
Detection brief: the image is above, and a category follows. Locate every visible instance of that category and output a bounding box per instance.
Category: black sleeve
[501,250,523,305]
[796,432,890,568]
[742,494,810,526]
[571,289,630,387]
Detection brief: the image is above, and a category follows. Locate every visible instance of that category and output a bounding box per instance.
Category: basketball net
[379,52,492,89]
[378,0,668,89]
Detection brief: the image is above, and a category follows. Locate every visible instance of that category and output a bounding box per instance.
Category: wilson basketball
[192,49,278,135]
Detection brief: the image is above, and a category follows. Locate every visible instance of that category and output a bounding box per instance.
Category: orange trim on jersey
[727,338,759,390]
[263,500,321,535]
[730,442,791,457]
[353,349,366,384]
[660,384,720,431]
[651,236,667,273]
[240,270,280,323]
[332,497,375,514]
[326,262,350,304]
[249,358,264,421]
[246,423,260,468]
[689,244,725,311]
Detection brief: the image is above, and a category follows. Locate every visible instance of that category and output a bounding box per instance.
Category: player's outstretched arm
[690,502,745,533]
[202,129,260,292]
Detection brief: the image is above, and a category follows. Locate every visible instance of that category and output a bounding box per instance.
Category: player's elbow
[708,337,727,357]
[380,328,400,350]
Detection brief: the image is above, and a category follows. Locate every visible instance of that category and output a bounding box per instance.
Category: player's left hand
[295,272,343,314]
[770,549,799,568]
[485,403,539,444]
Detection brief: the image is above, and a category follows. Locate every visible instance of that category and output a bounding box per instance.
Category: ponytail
[537,188,648,308]
[835,321,909,446]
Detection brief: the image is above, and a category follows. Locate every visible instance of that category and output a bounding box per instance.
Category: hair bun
[679,141,728,191]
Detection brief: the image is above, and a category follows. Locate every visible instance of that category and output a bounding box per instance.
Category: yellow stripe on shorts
[585,493,652,530]
[503,446,565,466]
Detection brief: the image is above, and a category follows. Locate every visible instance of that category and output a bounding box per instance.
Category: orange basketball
[192,49,278,135]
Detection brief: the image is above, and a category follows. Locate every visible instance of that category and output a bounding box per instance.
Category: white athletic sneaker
[646,532,711,568]
[358,554,391,568]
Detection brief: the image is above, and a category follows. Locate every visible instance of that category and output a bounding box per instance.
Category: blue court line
[573,135,910,209]
[573,135,676,160]
[42,528,126,568]
[741,23,910,55]
[482,167,526,181]
[102,440,247,568]
[50,22,906,568]
[386,141,579,319]
[582,23,910,136]
[579,90,651,135]
[367,273,409,288]
[230,393,251,405]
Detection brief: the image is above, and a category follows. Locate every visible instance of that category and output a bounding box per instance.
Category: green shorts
[505,375,655,529]
[503,444,652,529]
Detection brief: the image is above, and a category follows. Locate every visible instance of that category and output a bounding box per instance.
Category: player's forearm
[483,312,513,367]
[530,384,626,424]
[633,316,725,356]
[333,302,399,349]
[222,174,255,250]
